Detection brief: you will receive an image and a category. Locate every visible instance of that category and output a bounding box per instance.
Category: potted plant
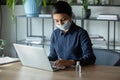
[82,0,91,19]
[93,0,101,5]
[0,39,6,50]
[41,0,57,14]
[6,0,47,20]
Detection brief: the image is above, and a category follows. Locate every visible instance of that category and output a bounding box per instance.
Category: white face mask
[56,21,71,31]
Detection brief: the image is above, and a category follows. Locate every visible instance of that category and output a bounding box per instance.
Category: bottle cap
[76,61,80,65]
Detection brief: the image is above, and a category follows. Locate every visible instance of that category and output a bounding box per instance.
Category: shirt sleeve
[48,32,58,61]
[79,30,96,66]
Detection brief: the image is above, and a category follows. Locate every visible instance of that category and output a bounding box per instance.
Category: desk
[0,62,120,80]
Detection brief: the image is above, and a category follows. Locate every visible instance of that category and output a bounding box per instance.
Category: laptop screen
[13,43,54,71]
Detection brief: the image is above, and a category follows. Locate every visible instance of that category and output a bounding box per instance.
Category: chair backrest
[93,48,120,66]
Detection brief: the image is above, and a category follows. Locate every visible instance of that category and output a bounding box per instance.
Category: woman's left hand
[54,59,75,67]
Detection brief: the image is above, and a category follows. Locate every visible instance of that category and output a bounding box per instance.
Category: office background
[0,0,120,57]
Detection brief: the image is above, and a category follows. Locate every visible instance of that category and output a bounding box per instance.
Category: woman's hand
[54,59,75,67]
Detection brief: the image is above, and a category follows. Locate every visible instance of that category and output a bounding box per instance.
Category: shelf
[15,14,54,48]
[16,39,50,46]
[72,4,120,7]
[16,14,52,19]
[74,16,119,51]
[75,17,120,21]
[15,13,120,51]
[16,15,120,21]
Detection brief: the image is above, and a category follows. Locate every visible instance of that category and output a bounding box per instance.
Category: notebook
[0,57,19,65]
[13,43,63,71]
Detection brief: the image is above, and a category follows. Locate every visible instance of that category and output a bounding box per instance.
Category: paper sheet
[0,57,19,65]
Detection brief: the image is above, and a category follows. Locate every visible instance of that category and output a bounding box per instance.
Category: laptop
[13,43,62,71]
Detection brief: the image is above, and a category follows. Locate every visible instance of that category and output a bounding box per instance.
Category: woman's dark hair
[52,1,72,17]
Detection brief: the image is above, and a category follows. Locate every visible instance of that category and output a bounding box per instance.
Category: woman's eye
[61,18,66,21]
[54,20,59,23]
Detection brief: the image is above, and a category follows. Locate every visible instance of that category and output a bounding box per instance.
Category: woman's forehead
[53,13,70,19]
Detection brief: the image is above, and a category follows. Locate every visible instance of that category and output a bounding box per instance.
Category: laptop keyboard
[50,61,56,68]
[50,61,65,70]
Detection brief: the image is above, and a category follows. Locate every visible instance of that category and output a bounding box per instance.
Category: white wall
[1,5,120,57]
[1,5,25,57]
[113,0,120,5]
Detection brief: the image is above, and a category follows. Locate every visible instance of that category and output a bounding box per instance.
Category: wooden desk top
[0,62,120,80]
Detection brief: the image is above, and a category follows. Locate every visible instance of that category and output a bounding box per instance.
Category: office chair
[93,48,120,66]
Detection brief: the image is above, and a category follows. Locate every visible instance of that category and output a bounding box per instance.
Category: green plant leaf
[22,0,26,4]
[6,0,47,22]
[82,0,88,10]
[43,0,47,7]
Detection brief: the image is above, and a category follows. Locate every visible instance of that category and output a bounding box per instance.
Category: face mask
[56,21,71,31]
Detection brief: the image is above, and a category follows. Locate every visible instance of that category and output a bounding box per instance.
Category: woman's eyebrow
[54,17,67,21]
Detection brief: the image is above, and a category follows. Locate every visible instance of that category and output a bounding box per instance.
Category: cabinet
[15,15,53,48]
[75,17,120,51]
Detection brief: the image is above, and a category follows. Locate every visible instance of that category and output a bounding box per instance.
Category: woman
[48,1,96,68]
